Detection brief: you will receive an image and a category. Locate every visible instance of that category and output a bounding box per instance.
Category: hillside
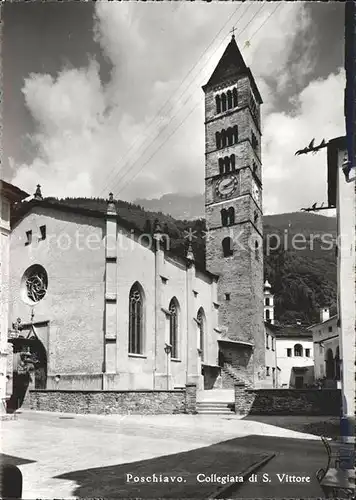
[14,197,337,326]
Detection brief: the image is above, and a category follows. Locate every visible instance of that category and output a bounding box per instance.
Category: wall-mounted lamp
[54,375,61,383]
[164,343,172,355]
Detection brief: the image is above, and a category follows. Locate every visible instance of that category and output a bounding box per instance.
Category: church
[6,35,267,394]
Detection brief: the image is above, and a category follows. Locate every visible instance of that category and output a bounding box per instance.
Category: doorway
[295,376,304,389]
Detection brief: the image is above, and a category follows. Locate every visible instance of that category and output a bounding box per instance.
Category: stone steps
[196,401,235,414]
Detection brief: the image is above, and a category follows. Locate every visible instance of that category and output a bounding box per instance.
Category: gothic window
[221,93,227,112]
[227,207,235,225]
[233,87,238,107]
[216,132,221,149]
[129,282,144,354]
[222,237,233,257]
[230,154,236,171]
[294,344,303,357]
[233,125,238,144]
[219,158,224,174]
[169,297,179,359]
[221,209,228,227]
[215,95,221,114]
[22,265,48,303]
[197,307,205,362]
[227,90,233,109]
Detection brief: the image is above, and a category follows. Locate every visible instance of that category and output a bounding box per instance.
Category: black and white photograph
[0,1,355,498]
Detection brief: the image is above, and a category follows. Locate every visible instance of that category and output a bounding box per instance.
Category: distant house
[263,280,279,388]
[271,324,314,389]
[307,307,339,386]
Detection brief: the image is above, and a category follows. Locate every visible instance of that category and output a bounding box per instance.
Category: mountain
[134,193,205,220]
[13,197,337,326]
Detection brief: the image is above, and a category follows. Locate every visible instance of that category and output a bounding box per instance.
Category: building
[203,34,265,387]
[308,308,339,384]
[273,324,314,388]
[0,181,29,410]
[264,322,279,388]
[7,36,267,400]
[327,135,355,429]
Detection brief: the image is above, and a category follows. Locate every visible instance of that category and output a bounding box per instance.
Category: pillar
[103,194,118,389]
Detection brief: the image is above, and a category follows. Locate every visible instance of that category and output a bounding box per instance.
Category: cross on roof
[230,26,236,38]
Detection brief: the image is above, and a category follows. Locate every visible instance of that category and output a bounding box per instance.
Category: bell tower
[203,35,265,386]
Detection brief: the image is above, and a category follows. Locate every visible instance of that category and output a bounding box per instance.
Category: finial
[264,279,271,290]
[107,192,117,215]
[230,26,236,39]
[30,308,35,324]
[34,184,43,200]
[186,242,195,263]
[153,219,162,234]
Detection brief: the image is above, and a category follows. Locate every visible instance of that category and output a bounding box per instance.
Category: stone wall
[27,385,197,415]
[234,384,341,416]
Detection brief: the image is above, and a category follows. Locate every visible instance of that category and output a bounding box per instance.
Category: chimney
[320,307,330,323]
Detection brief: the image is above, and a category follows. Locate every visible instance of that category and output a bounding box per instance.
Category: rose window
[22,265,48,303]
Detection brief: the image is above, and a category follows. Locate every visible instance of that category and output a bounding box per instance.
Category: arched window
[230,154,235,171]
[222,237,233,257]
[227,127,234,147]
[169,297,179,359]
[255,240,259,260]
[129,282,145,354]
[227,207,235,225]
[294,344,303,357]
[215,95,221,114]
[197,307,205,362]
[218,158,224,174]
[221,93,227,112]
[265,297,270,306]
[221,129,227,148]
[233,125,238,144]
[216,132,221,149]
[221,209,228,226]
[224,156,230,173]
[266,309,271,322]
[233,87,238,107]
[227,90,233,109]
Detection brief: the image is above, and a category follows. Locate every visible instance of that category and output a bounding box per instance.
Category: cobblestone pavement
[2,411,325,498]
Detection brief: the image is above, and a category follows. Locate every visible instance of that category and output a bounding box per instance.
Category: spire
[34,184,43,200]
[203,35,248,90]
[107,192,117,215]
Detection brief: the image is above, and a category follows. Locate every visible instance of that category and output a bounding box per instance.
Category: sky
[3,1,346,215]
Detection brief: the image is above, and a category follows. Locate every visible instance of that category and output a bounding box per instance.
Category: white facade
[275,335,314,388]
[264,324,278,387]
[308,312,339,382]
[0,181,29,406]
[335,146,355,417]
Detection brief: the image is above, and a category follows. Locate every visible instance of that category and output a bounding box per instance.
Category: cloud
[10,1,344,215]
[263,69,345,215]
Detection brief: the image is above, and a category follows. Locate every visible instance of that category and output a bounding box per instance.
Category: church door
[31,339,47,390]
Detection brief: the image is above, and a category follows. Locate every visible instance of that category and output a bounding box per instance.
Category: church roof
[0,180,29,202]
[12,197,219,280]
[202,36,262,103]
[265,322,312,339]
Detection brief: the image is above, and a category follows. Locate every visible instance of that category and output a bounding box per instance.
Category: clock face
[216,175,238,199]
[252,181,260,203]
